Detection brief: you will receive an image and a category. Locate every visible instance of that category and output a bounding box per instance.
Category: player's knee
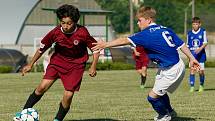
[148,90,160,98]
[199,70,204,75]
[36,88,45,95]
[64,91,74,99]
[141,72,147,77]
[36,85,48,94]
[136,70,142,74]
[190,69,196,74]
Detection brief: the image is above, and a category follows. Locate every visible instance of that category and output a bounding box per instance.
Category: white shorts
[199,63,205,70]
[152,59,185,96]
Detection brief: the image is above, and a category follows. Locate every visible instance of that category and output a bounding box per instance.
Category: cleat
[189,86,194,92]
[154,113,171,121]
[199,85,204,92]
[140,84,145,89]
[13,112,21,121]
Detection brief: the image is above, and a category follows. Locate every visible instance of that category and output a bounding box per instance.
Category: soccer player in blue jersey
[187,17,208,92]
[92,6,200,121]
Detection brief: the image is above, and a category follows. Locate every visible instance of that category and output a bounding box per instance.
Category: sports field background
[0,68,215,121]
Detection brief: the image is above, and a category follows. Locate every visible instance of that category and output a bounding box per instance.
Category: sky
[0,0,38,44]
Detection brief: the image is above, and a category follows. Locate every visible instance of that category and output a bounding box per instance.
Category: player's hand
[21,64,32,76]
[190,59,200,72]
[88,67,97,77]
[92,40,106,51]
[134,51,140,56]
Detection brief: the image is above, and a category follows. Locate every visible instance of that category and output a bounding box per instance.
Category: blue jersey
[128,24,184,68]
[187,28,207,62]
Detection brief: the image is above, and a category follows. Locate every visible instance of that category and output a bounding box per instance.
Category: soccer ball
[20,108,39,121]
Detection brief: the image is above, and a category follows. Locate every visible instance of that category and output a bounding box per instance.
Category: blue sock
[189,74,195,87]
[160,94,173,112]
[199,74,205,86]
[147,96,168,115]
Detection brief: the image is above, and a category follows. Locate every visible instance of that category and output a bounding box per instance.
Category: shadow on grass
[143,86,153,89]
[172,117,196,121]
[203,88,215,91]
[65,119,122,121]
[192,88,215,92]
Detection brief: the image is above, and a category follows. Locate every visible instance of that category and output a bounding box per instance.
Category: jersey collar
[61,26,77,34]
[192,28,201,34]
[149,23,156,26]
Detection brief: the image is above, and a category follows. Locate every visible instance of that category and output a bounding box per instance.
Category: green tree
[142,0,184,33]
[96,0,185,33]
[96,0,130,33]
[96,0,215,34]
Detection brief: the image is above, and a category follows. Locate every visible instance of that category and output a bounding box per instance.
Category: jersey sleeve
[82,27,98,53]
[39,29,55,53]
[203,30,208,44]
[128,32,146,47]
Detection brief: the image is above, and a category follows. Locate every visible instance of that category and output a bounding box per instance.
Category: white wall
[18,25,55,45]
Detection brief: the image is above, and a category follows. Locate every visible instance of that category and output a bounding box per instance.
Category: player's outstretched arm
[92,38,130,51]
[180,44,200,71]
[88,52,100,77]
[21,49,43,76]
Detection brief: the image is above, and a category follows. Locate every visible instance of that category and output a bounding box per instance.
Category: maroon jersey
[39,25,96,70]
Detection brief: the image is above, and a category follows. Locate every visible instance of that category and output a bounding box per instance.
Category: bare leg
[55,90,74,121]
[23,79,55,109]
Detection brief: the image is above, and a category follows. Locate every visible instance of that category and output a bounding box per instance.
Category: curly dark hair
[56,4,80,23]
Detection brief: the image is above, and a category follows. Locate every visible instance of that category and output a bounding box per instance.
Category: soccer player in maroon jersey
[131,46,149,89]
[13,4,100,121]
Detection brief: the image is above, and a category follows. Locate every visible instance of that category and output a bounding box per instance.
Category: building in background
[18,0,115,45]
[0,0,115,57]
[1,0,215,62]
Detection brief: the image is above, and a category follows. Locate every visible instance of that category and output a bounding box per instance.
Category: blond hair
[136,6,156,21]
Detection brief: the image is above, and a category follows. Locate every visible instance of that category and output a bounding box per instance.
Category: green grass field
[1,68,215,121]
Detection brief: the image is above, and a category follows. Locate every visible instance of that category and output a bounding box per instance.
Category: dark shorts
[133,46,149,70]
[191,51,206,63]
[43,63,85,91]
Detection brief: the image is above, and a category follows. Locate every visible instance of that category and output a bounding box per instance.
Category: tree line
[96,0,215,34]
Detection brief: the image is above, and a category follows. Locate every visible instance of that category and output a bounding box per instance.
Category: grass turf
[0,68,215,121]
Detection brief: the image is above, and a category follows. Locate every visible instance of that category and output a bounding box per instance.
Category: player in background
[92,6,200,121]
[13,4,100,121]
[131,46,149,89]
[187,17,208,92]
